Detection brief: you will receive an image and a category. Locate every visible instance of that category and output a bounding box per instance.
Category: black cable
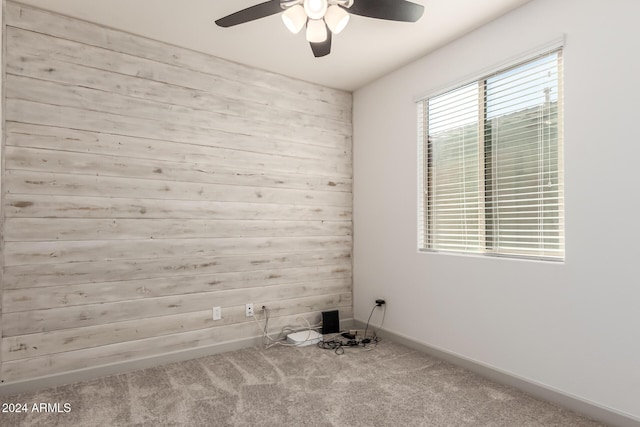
[262,306,270,346]
[317,303,385,354]
[317,340,346,355]
[362,304,377,344]
[263,307,269,331]
[318,338,364,355]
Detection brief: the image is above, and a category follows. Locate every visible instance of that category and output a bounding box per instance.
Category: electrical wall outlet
[245,303,254,317]
[212,306,221,321]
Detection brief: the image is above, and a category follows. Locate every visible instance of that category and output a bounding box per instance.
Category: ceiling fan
[215,0,424,58]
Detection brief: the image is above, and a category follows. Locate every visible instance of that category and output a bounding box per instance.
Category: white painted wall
[353,0,640,419]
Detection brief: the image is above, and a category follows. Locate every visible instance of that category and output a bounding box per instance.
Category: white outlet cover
[213,306,221,321]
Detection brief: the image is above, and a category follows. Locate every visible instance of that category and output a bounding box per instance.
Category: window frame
[417,45,565,262]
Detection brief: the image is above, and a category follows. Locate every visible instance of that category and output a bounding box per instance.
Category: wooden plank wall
[0,2,353,383]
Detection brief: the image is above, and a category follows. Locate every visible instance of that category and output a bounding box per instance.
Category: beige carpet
[1,340,605,426]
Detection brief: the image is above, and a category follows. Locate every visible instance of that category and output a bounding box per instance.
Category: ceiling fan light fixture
[282,5,307,34]
[324,5,349,34]
[215,0,425,58]
[306,18,327,43]
[303,0,328,20]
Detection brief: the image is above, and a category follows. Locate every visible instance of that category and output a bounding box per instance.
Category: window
[417,49,564,260]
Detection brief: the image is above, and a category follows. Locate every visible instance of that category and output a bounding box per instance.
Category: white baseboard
[0,318,355,397]
[354,320,640,427]
[0,335,262,397]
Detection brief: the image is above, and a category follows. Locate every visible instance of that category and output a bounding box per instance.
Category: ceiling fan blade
[310,31,332,58]
[215,0,283,27]
[347,0,424,22]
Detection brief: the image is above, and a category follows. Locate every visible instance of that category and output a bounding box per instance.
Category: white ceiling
[15,0,532,91]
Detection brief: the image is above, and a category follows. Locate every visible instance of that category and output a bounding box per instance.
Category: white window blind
[418,50,564,260]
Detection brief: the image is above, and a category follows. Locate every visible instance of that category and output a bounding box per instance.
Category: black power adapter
[375,299,386,307]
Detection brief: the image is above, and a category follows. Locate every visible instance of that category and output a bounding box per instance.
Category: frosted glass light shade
[324,5,349,34]
[282,5,307,34]
[304,0,328,20]
[306,18,328,43]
